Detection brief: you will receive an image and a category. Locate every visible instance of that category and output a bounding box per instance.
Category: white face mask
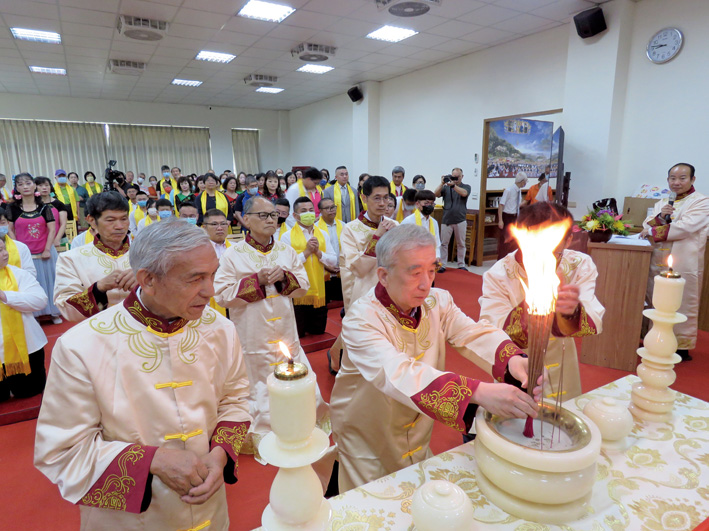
[148,207,158,216]
[280,183,287,191]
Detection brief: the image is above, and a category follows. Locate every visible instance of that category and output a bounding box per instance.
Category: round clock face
[647,28,683,64]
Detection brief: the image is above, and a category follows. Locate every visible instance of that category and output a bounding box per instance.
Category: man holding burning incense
[480,202,605,400]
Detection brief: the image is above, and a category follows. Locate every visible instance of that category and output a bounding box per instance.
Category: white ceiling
[0,0,602,111]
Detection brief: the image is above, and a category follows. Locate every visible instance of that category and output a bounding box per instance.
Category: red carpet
[1,269,707,530]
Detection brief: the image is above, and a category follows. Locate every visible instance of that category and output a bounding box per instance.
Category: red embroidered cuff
[504,302,528,348]
[570,305,598,338]
[79,444,158,513]
[236,273,266,303]
[651,224,670,242]
[493,340,525,382]
[363,234,379,257]
[66,284,102,319]
[277,270,301,297]
[646,214,666,228]
[410,373,478,432]
[210,421,250,484]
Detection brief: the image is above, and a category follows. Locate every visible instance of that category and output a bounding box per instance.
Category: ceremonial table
[323,376,709,530]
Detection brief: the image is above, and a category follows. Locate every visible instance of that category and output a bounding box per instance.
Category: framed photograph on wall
[485,118,553,182]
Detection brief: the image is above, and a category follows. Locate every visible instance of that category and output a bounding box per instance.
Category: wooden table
[581,242,652,371]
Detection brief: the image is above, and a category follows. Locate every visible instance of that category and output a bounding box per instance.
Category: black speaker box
[347,86,363,103]
[573,7,607,39]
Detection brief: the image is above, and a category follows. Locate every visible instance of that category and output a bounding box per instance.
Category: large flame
[668,254,674,269]
[510,219,571,316]
[278,341,293,362]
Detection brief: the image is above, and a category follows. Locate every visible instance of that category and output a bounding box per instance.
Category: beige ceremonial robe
[643,187,709,349]
[479,249,605,400]
[54,236,131,322]
[34,290,251,531]
[331,284,525,492]
[339,211,397,310]
[213,234,331,462]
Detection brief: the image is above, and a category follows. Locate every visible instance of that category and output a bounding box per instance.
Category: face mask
[185,217,197,225]
[277,215,287,225]
[164,186,172,194]
[404,203,415,211]
[137,177,144,184]
[299,212,316,226]
[0,226,8,238]
[148,207,158,216]
[276,173,283,177]
[280,183,287,191]
[320,179,327,187]
[163,172,170,178]
[137,200,147,207]
[158,210,172,219]
[56,177,67,184]
[86,175,95,182]
[421,205,435,216]
[415,182,425,190]
[248,187,258,195]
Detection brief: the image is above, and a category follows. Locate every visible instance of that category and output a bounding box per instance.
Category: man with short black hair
[391,166,407,197]
[233,175,260,228]
[129,190,149,236]
[435,167,471,270]
[323,166,359,223]
[393,188,417,223]
[402,189,441,263]
[157,164,174,195]
[275,198,290,240]
[285,167,324,223]
[178,203,199,224]
[203,209,230,259]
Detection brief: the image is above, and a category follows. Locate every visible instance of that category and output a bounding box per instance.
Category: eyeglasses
[246,211,279,220]
[204,222,230,227]
[321,206,337,212]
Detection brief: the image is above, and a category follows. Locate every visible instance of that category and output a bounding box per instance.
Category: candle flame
[510,219,571,316]
[668,254,673,269]
[278,341,293,362]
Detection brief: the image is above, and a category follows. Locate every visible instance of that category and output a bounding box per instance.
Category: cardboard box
[622,196,658,227]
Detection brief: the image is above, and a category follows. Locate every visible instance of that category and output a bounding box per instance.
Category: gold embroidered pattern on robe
[212,423,249,475]
[236,275,264,303]
[412,374,474,431]
[80,444,147,511]
[279,270,301,296]
[493,340,522,382]
[503,303,528,348]
[363,235,379,257]
[652,223,670,242]
[66,288,97,318]
[570,305,598,337]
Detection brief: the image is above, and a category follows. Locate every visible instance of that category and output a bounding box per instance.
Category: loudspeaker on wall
[347,86,363,103]
[573,7,607,39]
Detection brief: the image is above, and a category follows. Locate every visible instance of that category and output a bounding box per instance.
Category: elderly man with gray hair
[35,219,252,531]
[330,224,540,492]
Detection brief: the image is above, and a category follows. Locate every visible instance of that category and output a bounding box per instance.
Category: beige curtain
[232,129,260,174]
[107,124,212,178]
[0,119,108,184]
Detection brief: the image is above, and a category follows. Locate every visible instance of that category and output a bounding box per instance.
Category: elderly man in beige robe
[35,219,252,531]
[641,163,709,361]
[54,191,136,321]
[331,224,540,492]
[480,202,605,400]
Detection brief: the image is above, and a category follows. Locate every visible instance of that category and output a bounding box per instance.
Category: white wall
[0,93,288,175]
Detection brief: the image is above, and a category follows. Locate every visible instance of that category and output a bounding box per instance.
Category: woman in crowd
[256,173,266,195]
[295,169,303,180]
[286,171,297,188]
[6,173,61,323]
[68,172,88,212]
[195,175,206,195]
[321,168,330,184]
[84,171,101,198]
[175,176,195,212]
[0,237,48,402]
[413,174,427,190]
[35,176,67,247]
[147,175,159,200]
[385,193,397,219]
[278,174,288,193]
[358,172,370,212]
[197,173,230,225]
[236,171,247,194]
[263,171,283,203]
[223,175,240,208]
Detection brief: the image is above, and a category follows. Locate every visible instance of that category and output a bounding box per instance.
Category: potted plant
[577,208,630,243]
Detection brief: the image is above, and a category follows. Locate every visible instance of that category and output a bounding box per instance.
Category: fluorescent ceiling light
[238,0,295,23]
[366,25,418,43]
[296,64,333,74]
[196,50,236,63]
[171,78,202,87]
[29,66,66,75]
[256,87,284,93]
[11,28,62,44]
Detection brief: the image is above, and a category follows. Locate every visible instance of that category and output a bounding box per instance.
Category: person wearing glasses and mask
[214,196,331,471]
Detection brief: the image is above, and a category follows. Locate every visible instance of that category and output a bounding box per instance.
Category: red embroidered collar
[94,234,130,258]
[358,210,379,230]
[246,233,274,253]
[676,186,695,201]
[375,282,421,330]
[123,289,188,334]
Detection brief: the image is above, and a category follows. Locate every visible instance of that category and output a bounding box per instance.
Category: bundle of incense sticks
[523,311,555,439]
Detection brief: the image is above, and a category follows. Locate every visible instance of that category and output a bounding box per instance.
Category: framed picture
[485,118,553,181]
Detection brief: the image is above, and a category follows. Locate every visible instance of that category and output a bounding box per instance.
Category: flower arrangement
[578,208,630,236]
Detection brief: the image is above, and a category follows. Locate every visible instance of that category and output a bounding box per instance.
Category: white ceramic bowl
[411,480,475,531]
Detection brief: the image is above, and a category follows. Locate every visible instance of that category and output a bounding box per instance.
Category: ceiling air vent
[375,0,441,17]
[117,15,168,41]
[291,43,336,62]
[244,74,278,87]
[108,59,146,75]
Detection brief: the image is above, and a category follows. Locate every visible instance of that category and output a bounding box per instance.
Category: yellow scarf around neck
[144,215,159,227]
[390,181,407,197]
[414,209,435,235]
[360,192,368,212]
[201,190,229,217]
[0,267,30,378]
[334,183,356,221]
[290,223,326,308]
[5,237,20,268]
[278,223,288,240]
[395,198,405,222]
[54,183,78,219]
[317,217,342,244]
[85,182,101,197]
[134,207,146,225]
[85,231,95,245]
[297,180,323,199]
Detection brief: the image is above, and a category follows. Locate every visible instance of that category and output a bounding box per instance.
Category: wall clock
[646,27,683,64]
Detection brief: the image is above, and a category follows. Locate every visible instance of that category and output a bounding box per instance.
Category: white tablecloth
[327,375,709,530]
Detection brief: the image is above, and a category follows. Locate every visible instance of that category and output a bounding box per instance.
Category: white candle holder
[260,361,332,530]
[629,270,686,423]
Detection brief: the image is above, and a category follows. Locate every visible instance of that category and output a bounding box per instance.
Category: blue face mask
[320,179,327,187]
[185,217,197,225]
[0,226,8,238]
[158,210,172,219]
[248,187,258,196]
[137,200,148,207]
[56,177,67,184]
[163,172,170,178]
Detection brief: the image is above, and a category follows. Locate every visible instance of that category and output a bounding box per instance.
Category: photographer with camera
[434,167,470,271]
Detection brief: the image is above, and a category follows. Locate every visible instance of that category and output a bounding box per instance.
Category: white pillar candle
[652,272,685,315]
[267,362,316,450]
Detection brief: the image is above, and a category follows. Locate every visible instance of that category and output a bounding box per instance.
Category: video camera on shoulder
[104,160,125,192]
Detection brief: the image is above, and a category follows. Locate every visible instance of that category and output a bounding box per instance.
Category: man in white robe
[54,191,136,321]
[331,224,540,492]
[480,202,605,400]
[641,163,709,359]
[35,219,252,531]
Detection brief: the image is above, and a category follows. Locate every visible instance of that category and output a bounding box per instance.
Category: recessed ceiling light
[196,50,236,63]
[29,66,66,75]
[366,25,418,43]
[171,78,202,87]
[238,0,295,23]
[256,87,284,93]
[296,64,333,74]
[11,28,62,44]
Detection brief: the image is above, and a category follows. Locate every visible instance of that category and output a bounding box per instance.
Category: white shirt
[320,221,341,259]
[401,212,442,260]
[7,238,36,277]
[281,225,338,269]
[536,182,551,203]
[500,185,523,215]
[210,240,228,259]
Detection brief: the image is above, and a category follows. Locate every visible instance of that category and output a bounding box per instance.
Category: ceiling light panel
[29,66,67,75]
[171,78,203,87]
[256,87,284,93]
[237,1,295,23]
[12,28,62,44]
[296,64,333,74]
[366,25,418,43]
[196,51,236,63]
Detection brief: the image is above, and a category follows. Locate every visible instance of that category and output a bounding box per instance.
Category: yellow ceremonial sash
[390,182,407,197]
[297,180,323,200]
[201,191,229,217]
[85,231,95,245]
[360,192,368,212]
[0,267,30,378]
[278,223,288,240]
[134,207,146,225]
[209,240,231,316]
[0,186,12,201]
[290,224,326,308]
[85,182,101,197]
[395,198,405,222]
[144,215,159,227]
[54,183,78,219]
[414,209,435,236]
[333,184,356,221]
[5,237,20,268]
[317,217,342,244]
